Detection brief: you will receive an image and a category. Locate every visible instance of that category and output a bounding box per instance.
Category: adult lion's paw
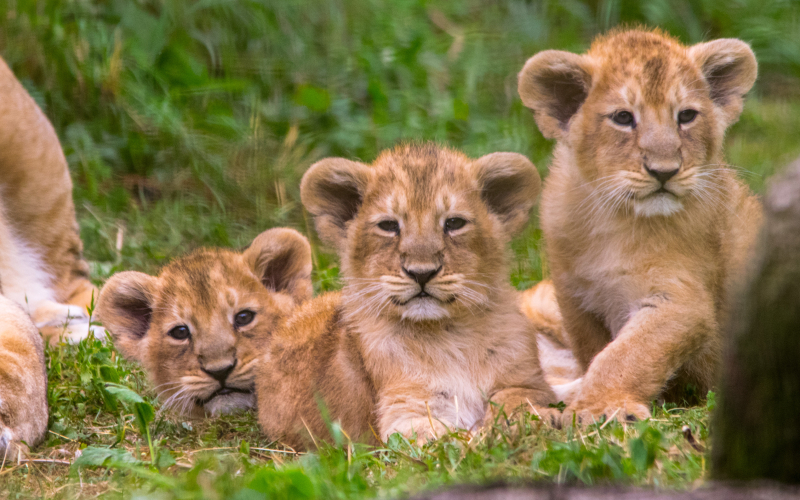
[561,400,650,427]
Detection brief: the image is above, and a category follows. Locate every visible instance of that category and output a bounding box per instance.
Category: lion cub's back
[256,292,376,449]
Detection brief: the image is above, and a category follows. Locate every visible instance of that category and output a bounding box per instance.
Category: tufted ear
[300,157,371,251]
[96,271,157,363]
[689,39,757,128]
[518,50,593,140]
[473,152,541,237]
[244,227,313,304]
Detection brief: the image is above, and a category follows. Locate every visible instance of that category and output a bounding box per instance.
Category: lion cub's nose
[201,360,237,383]
[644,164,680,185]
[403,266,441,288]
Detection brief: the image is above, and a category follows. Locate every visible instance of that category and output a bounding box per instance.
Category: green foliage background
[2,0,799,281]
[1,0,799,497]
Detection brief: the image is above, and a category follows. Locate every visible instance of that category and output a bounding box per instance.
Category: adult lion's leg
[0,296,48,458]
[0,57,101,341]
[562,291,715,426]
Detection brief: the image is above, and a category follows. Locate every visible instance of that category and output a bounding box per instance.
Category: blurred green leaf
[295,84,331,113]
[74,446,140,468]
[104,382,145,405]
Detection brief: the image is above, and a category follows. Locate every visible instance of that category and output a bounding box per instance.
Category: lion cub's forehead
[588,30,703,106]
[155,250,261,318]
[365,144,478,213]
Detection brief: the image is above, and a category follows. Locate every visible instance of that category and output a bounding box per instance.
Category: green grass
[4,333,713,498]
[1,0,800,498]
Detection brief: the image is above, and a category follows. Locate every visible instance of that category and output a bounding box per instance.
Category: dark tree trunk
[712,158,800,482]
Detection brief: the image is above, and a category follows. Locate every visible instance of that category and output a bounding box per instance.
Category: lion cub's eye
[168,325,191,340]
[377,220,400,234]
[444,217,467,233]
[234,310,256,328]
[678,109,698,125]
[611,111,635,127]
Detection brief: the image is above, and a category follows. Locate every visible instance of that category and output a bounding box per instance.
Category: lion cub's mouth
[195,386,252,406]
[641,186,677,198]
[392,292,456,306]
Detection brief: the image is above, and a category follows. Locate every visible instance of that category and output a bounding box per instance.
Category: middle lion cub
[257,143,557,448]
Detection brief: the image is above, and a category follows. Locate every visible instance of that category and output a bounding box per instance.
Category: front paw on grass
[560,401,651,427]
[481,404,562,439]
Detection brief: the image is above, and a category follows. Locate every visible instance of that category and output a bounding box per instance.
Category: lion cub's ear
[689,39,757,128]
[473,152,541,237]
[300,158,371,251]
[96,272,157,362]
[518,50,593,140]
[244,228,313,304]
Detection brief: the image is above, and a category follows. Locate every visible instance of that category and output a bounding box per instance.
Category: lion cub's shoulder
[272,292,343,346]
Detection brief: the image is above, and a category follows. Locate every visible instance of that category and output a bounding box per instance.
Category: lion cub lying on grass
[256,143,558,449]
[518,29,762,424]
[97,228,312,417]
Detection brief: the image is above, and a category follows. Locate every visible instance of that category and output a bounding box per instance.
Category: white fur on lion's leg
[552,377,583,405]
[32,300,107,343]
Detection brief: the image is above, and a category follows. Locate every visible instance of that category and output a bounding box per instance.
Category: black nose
[403,266,441,288]
[644,164,680,184]
[201,360,236,384]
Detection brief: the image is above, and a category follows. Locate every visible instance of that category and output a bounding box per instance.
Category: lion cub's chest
[566,233,656,335]
[363,329,500,429]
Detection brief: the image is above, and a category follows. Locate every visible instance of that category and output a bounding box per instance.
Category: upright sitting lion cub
[257,143,557,449]
[518,29,762,424]
[97,228,312,417]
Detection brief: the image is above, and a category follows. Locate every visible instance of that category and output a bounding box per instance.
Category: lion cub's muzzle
[402,265,442,299]
[191,358,257,416]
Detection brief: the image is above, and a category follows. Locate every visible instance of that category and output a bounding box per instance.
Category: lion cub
[256,143,557,449]
[518,29,762,424]
[97,228,312,417]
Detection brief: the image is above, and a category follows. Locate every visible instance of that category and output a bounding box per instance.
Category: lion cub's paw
[531,406,563,428]
[387,417,453,445]
[561,400,651,428]
[481,405,562,438]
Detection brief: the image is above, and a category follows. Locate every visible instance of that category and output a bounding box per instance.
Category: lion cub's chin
[203,391,255,416]
[634,192,684,218]
[400,297,450,321]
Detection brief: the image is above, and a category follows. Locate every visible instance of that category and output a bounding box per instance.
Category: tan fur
[96,228,312,417]
[520,281,581,391]
[0,55,103,456]
[0,56,100,342]
[0,295,48,459]
[257,143,557,450]
[518,29,762,424]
